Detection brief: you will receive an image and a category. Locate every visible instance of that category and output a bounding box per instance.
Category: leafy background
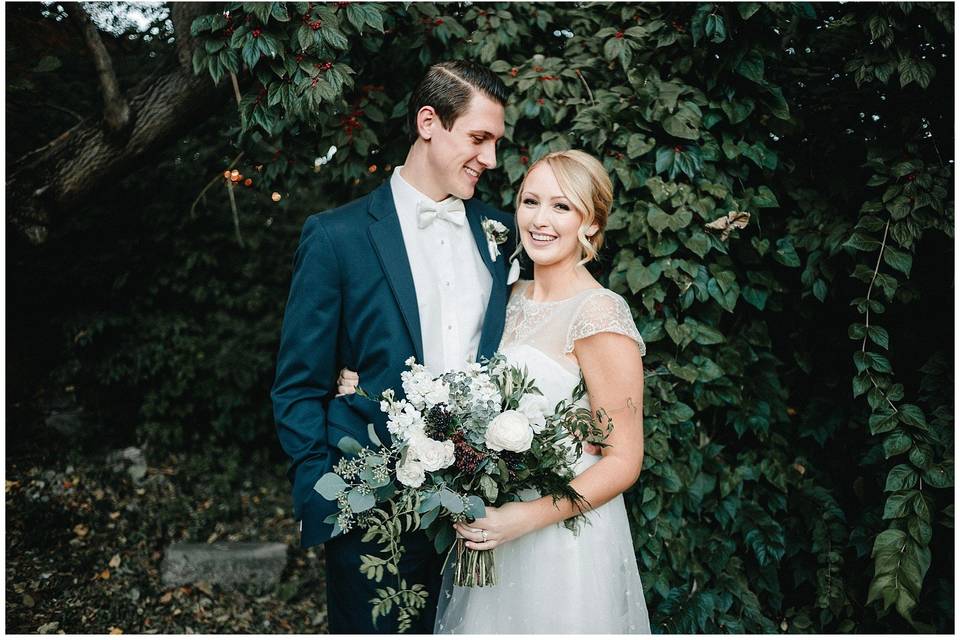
[7,1,954,633]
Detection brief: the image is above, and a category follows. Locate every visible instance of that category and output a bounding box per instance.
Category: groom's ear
[416,105,439,141]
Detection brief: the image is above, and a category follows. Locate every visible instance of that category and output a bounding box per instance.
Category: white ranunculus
[485,410,534,453]
[409,434,456,472]
[424,381,450,406]
[517,393,551,434]
[396,458,425,488]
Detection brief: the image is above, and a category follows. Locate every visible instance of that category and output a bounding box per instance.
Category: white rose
[409,435,456,472]
[485,410,534,453]
[517,393,551,434]
[396,458,425,488]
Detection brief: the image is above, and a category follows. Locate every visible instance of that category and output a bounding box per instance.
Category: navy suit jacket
[271,181,515,548]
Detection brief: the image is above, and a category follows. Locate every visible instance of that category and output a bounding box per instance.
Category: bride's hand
[453,503,535,551]
[336,368,359,397]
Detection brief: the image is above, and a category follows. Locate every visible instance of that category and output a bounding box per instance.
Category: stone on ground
[161,542,288,589]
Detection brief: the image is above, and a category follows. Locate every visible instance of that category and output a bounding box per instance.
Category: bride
[341,149,651,634]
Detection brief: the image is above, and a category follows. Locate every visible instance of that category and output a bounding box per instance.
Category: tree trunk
[6,2,229,244]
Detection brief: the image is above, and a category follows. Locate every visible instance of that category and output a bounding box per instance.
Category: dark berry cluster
[500,451,526,478]
[452,434,486,475]
[425,404,455,439]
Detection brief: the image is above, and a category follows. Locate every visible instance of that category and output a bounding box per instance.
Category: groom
[271,61,512,633]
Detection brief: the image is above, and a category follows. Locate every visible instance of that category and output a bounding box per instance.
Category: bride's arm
[456,330,645,549]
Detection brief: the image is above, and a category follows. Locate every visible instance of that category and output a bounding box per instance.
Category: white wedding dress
[435,280,652,634]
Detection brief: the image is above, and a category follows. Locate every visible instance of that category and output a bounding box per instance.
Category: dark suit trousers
[325,527,444,634]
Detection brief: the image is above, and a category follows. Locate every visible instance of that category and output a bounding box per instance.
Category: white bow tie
[417,197,466,229]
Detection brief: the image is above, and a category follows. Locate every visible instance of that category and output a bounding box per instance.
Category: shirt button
[445,280,451,287]
[447,325,453,330]
[440,239,445,246]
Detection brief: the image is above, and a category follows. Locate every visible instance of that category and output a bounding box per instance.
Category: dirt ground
[5,437,329,634]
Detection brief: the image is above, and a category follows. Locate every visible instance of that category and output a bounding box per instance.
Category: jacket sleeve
[271,214,341,522]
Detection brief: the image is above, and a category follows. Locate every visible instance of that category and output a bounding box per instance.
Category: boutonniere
[481,218,509,262]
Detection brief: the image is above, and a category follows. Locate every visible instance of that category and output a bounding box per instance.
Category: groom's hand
[336,368,359,397]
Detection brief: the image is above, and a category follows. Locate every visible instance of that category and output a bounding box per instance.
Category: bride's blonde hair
[513,149,613,265]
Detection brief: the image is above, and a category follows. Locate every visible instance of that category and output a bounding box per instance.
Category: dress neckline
[520,282,605,305]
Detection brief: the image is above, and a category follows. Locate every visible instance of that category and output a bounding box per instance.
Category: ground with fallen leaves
[6,436,328,634]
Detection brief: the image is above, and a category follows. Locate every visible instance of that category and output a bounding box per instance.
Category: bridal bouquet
[314,354,609,631]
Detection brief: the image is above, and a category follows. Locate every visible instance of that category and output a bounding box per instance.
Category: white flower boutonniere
[481,218,509,262]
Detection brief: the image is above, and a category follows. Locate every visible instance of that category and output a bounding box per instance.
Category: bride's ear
[416,106,438,141]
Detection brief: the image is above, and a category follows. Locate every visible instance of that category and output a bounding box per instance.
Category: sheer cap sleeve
[564,290,646,356]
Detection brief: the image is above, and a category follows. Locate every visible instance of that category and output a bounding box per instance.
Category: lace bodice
[501,280,646,378]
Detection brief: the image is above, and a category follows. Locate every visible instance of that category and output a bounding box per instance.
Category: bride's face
[516,163,597,268]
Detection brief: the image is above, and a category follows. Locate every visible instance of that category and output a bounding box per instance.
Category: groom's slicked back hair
[407,61,508,142]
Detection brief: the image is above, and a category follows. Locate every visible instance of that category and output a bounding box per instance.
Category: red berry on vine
[537,98,545,105]
[520,155,529,165]
[509,67,518,77]
[906,173,916,181]
[615,31,624,39]
[295,53,304,62]
[252,28,262,38]
[434,18,444,26]
[674,145,683,154]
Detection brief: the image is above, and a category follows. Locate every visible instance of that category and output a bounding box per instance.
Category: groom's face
[426,92,505,200]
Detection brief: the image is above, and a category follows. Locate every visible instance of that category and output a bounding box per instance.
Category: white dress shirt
[390,166,492,375]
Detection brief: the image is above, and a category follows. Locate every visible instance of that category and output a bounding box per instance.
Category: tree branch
[6,2,229,245]
[72,2,131,139]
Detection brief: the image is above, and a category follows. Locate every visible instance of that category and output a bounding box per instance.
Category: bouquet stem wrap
[453,538,496,587]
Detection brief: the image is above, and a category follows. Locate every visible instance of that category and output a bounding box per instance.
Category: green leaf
[774,237,800,267]
[922,461,954,489]
[367,423,383,448]
[883,246,913,276]
[867,325,889,349]
[463,495,487,519]
[704,13,726,43]
[741,285,768,310]
[885,464,919,492]
[297,25,315,52]
[736,50,765,83]
[321,24,349,50]
[883,431,913,458]
[753,185,779,208]
[626,259,662,293]
[347,487,376,513]
[721,97,755,125]
[683,231,711,258]
[738,3,762,19]
[869,411,899,434]
[440,487,464,513]
[812,279,827,302]
[852,372,871,398]
[898,404,927,430]
[662,103,702,140]
[667,361,699,383]
[627,134,656,159]
[314,472,348,500]
[478,474,498,503]
[337,436,363,456]
[882,490,917,519]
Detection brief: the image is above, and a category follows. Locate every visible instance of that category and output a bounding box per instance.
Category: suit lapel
[466,201,508,360]
[367,183,425,363]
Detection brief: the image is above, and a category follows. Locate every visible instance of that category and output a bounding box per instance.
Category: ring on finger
[481,529,488,543]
